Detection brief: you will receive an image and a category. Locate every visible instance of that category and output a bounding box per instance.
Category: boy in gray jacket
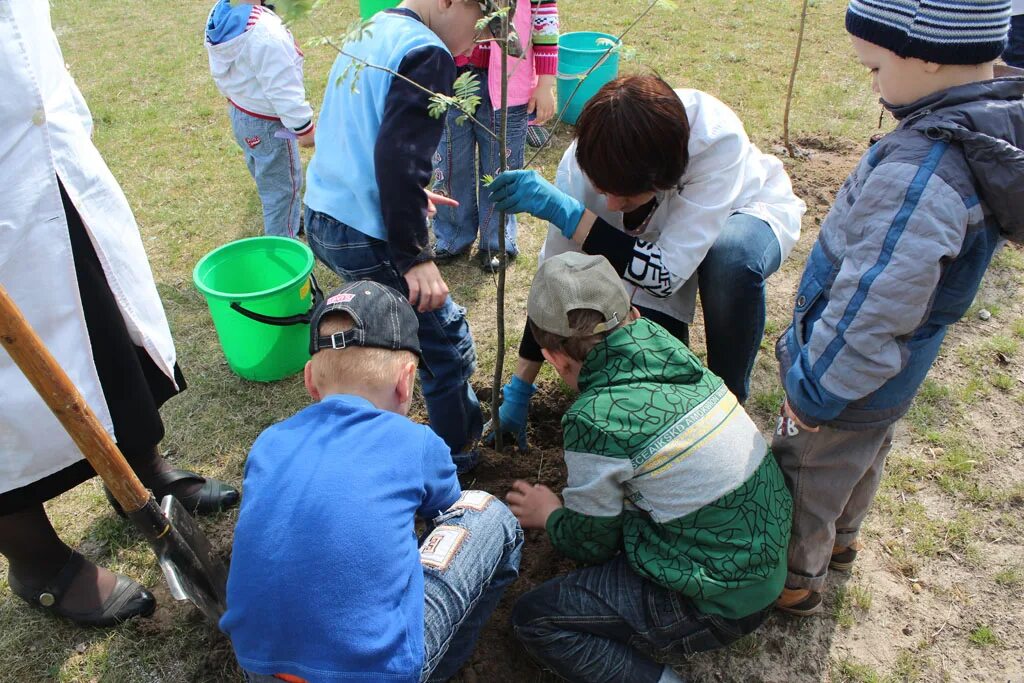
[774,0,1024,615]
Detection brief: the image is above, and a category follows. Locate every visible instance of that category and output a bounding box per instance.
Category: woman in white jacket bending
[0,1,238,628]
[485,75,805,449]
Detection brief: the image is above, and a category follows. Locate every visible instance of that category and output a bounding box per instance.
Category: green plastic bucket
[359,0,398,19]
[556,32,621,126]
[193,237,321,382]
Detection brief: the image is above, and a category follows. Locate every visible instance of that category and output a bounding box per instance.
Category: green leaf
[475,7,509,31]
[340,17,375,48]
[482,174,496,186]
[272,0,315,24]
[428,94,454,119]
[452,71,482,101]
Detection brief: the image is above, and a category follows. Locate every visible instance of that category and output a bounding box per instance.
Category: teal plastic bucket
[556,32,621,126]
[193,237,321,382]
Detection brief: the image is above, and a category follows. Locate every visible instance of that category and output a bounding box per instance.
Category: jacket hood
[577,318,706,395]
[206,0,251,47]
[890,78,1024,242]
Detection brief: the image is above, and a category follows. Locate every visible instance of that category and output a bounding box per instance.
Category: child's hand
[528,75,556,125]
[781,397,819,433]
[425,189,458,219]
[404,261,449,312]
[297,130,315,148]
[506,480,562,529]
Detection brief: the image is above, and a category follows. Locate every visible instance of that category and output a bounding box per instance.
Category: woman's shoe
[106,468,240,517]
[8,551,155,627]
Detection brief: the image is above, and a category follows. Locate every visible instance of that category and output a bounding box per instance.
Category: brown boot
[775,586,823,616]
[830,540,863,573]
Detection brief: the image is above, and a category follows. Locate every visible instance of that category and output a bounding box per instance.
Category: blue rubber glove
[488,170,586,239]
[481,375,537,451]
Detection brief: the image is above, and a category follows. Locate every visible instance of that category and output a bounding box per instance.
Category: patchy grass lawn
[2,0,1021,681]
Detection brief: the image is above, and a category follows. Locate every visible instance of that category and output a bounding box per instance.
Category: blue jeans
[421,494,524,681]
[431,67,526,256]
[512,555,768,683]
[1004,14,1024,68]
[245,493,523,683]
[229,106,302,237]
[305,208,483,470]
[697,213,782,403]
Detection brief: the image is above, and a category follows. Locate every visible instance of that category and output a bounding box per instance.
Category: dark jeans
[511,555,768,683]
[305,208,483,470]
[697,213,782,403]
[1004,14,1024,68]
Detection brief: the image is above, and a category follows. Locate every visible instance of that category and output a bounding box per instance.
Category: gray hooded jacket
[778,78,1024,429]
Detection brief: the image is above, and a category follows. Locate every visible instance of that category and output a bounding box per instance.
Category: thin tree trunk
[491,2,511,451]
[783,0,810,156]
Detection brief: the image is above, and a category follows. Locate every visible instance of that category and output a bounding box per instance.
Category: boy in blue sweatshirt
[221,281,523,682]
[774,0,1023,615]
[304,0,506,474]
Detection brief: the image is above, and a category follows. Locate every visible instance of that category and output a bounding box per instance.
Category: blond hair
[310,313,417,390]
[528,308,622,362]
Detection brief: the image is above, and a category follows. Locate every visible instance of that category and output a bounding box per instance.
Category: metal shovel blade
[127,495,229,624]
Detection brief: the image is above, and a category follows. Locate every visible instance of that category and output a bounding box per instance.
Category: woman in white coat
[0,1,238,627]
[484,75,805,449]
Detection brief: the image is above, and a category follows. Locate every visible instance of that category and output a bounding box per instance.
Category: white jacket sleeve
[250,27,314,132]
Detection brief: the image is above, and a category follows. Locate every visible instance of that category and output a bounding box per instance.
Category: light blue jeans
[304,208,483,472]
[229,106,302,237]
[431,67,527,257]
[244,494,524,683]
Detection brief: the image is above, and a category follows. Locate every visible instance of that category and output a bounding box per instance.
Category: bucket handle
[229,273,324,327]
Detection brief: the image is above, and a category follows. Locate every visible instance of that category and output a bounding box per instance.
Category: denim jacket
[778,78,1024,430]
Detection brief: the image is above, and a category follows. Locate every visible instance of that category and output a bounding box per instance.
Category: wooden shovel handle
[0,284,150,513]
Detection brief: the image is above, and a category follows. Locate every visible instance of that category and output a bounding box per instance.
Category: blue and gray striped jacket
[779,78,1024,430]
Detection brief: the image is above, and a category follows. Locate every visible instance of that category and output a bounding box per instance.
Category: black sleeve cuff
[518,319,544,362]
[391,242,436,276]
[581,217,637,279]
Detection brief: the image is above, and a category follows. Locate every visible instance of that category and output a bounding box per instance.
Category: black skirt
[0,182,186,514]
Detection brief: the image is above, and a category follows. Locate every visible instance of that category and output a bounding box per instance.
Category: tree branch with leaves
[273,0,677,453]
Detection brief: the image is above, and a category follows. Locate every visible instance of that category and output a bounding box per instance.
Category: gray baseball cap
[527,252,632,337]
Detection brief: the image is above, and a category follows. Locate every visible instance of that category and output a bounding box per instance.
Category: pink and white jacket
[470,0,559,108]
[205,3,314,134]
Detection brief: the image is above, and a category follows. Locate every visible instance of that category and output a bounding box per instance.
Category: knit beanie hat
[846,0,1011,65]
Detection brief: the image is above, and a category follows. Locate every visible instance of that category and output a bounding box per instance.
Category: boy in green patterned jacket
[505,252,792,683]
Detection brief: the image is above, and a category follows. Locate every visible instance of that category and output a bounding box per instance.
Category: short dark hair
[574,75,690,196]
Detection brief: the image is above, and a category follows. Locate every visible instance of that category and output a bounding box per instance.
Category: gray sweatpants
[771,415,895,591]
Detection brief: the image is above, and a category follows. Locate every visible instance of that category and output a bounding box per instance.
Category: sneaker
[477,250,516,273]
[829,540,862,573]
[526,123,551,149]
[433,247,469,264]
[775,587,823,616]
